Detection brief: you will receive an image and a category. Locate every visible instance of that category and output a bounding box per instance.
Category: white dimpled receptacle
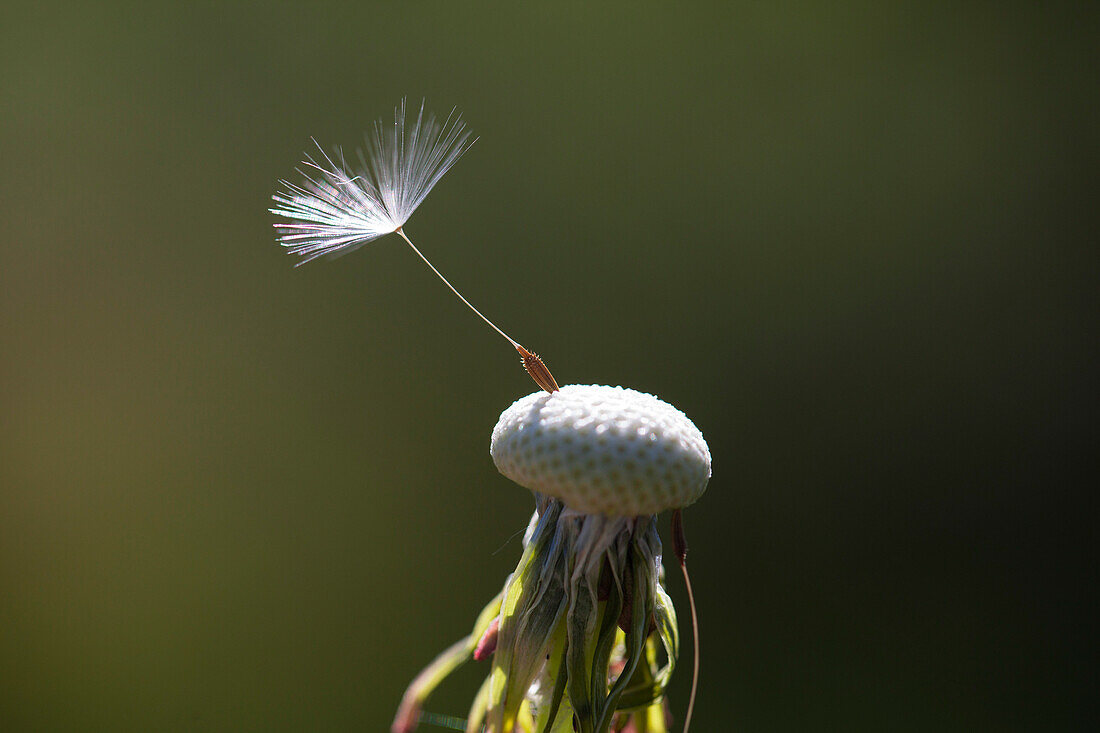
[490,385,712,516]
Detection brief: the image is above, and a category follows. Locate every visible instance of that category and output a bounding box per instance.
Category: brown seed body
[516,345,559,393]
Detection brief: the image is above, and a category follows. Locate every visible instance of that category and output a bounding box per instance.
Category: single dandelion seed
[270,98,558,393]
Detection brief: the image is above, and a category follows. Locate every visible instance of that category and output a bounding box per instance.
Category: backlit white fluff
[270,99,475,264]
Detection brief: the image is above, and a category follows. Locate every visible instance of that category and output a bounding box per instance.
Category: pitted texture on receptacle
[490,385,711,516]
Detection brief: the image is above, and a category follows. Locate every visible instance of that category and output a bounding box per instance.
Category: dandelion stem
[672,509,701,733]
[396,227,520,349]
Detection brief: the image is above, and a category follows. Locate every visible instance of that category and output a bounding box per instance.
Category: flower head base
[394,497,678,733]
[271,99,474,264]
[394,387,710,733]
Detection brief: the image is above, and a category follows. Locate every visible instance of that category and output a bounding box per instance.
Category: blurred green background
[1,1,1095,730]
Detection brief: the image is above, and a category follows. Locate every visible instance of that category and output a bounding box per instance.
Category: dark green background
[1,2,1095,730]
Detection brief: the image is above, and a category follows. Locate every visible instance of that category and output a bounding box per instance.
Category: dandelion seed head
[270,99,475,264]
[491,385,712,516]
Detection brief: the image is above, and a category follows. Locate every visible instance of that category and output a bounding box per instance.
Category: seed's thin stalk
[394,227,559,393]
[396,227,519,349]
[671,509,701,733]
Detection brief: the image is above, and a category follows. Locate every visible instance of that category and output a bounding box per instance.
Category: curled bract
[491,385,711,516]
